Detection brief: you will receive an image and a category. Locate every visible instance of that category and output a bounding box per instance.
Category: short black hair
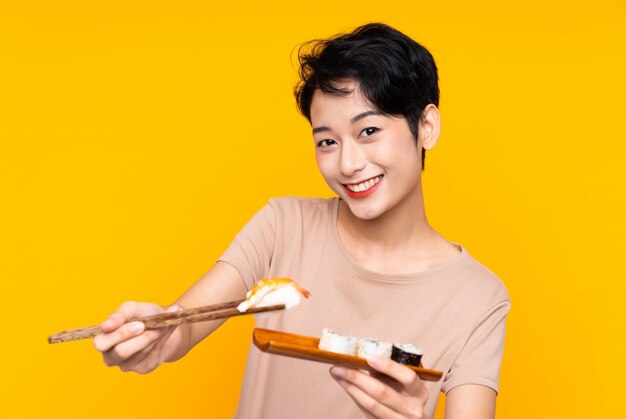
[294,23,439,169]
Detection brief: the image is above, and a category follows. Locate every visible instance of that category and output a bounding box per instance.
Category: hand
[330,356,429,419]
[93,301,183,374]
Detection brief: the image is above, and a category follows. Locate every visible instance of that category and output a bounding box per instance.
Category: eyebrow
[312,110,384,134]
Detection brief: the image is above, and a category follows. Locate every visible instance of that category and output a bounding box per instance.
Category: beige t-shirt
[219,197,510,419]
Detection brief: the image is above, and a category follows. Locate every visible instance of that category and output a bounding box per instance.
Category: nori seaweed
[391,344,422,366]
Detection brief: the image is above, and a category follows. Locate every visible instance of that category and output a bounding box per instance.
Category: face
[310,82,430,221]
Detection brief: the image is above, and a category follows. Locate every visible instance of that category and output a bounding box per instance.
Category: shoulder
[267,196,337,218]
[268,195,336,208]
[452,249,511,309]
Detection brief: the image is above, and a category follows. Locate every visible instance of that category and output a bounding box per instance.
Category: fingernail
[102,319,113,329]
[167,305,181,313]
[130,322,144,333]
[366,355,382,367]
[331,366,346,378]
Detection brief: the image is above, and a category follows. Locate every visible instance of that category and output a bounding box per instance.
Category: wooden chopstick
[47,300,286,344]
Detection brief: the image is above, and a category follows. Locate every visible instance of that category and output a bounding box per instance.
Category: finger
[106,328,161,361]
[369,371,405,394]
[366,355,422,390]
[100,301,141,333]
[119,323,178,373]
[114,314,180,371]
[100,313,126,333]
[332,371,404,419]
[94,321,145,353]
[117,339,159,372]
[331,367,406,415]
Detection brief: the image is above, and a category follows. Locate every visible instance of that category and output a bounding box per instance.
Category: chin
[345,201,385,221]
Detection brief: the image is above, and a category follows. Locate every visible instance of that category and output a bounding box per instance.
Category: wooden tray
[253,328,443,382]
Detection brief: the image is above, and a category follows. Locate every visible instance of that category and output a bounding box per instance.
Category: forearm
[163,317,229,363]
[161,262,249,363]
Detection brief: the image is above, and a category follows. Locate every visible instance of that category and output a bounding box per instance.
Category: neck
[338,184,435,251]
[336,183,461,275]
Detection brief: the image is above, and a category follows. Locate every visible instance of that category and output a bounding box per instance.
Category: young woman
[94,23,510,419]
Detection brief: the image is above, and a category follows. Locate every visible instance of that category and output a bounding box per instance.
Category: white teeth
[346,176,381,192]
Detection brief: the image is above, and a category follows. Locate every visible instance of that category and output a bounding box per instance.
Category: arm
[94,261,247,372]
[94,200,276,373]
[444,384,497,419]
[440,301,509,418]
[167,261,248,361]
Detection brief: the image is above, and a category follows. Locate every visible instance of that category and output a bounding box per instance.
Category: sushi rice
[318,328,358,355]
[357,338,393,358]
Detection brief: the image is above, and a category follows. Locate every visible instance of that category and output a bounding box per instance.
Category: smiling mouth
[344,175,383,193]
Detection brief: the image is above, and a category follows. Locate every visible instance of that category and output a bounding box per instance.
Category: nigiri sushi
[236,277,310,313]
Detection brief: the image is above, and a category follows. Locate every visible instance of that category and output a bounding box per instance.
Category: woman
[94,23,510,419]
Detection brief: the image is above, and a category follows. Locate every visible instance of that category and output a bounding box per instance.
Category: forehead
[309,83,378,126]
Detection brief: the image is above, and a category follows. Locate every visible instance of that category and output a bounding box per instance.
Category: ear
[420,104,441,151]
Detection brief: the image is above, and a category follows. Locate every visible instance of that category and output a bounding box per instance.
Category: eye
[317,139,337,148]
[359,127,379,137]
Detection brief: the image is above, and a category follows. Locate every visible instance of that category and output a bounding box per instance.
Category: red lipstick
[343,176,383,199]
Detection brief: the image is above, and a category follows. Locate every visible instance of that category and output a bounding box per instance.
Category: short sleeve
[441,300,511,394]
[217,202,276,291]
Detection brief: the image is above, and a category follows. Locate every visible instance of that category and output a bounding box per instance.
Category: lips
[343,175,383,199]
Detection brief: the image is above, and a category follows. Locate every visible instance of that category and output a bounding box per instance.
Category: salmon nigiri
[237,278,310,312]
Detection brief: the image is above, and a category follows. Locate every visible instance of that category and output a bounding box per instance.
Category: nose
[339,139,366,177]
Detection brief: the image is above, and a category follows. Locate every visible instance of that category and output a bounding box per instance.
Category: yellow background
[1,0,624,417]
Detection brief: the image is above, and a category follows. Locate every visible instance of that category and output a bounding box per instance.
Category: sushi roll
[318,328,358,355]
[391,343,423,366]
[237,278,310,312]
[357,338,393,358]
